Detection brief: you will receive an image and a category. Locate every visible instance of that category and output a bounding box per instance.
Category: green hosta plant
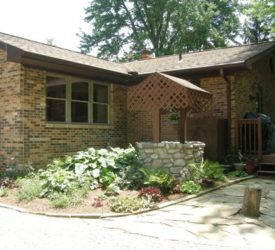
[180,181,202,194]
[201,160,226,181]
[47,145,140,190]
[38,167,81,199]
[140,167,175,193]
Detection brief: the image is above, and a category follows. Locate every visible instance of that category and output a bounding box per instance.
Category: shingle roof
[159,73,211,94]
[124,42,275,74]
[0,32,274,76]
[0,32,128,74]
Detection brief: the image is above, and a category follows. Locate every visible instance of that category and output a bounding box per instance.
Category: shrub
[227,170,248,178]
[182,161,203,181]
[140,167,175,193]
[138,187,163,202]
[201,160,226,181]
[47,145,140,190]
[108,196,152,213]
[0,188,8,197]
[51,195,71,208]
[17,177,43,202]
[38,167,79,199]
[180,181,202,194]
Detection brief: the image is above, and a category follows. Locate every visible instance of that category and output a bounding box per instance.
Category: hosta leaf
[92,168,100,178]
[75,163,88,175]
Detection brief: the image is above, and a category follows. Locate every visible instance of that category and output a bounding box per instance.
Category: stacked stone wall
[136,141,205,179]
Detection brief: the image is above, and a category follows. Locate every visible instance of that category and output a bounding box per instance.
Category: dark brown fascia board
[128,62,247,84]
[245,43,275,70]
[5,44,133,85]
[21,52,133,84]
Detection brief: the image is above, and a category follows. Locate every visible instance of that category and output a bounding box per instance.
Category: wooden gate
[235,118,262,159]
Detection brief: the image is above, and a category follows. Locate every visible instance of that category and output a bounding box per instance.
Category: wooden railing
[235,118,262,160]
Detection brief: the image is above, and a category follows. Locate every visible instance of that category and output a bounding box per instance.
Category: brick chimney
[141,49,154,60]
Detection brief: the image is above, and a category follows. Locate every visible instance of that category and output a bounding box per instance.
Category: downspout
[219,68,232,147]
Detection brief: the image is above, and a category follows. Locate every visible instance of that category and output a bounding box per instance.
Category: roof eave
[134,62,246,77]
[244,43,275,70]
[6,45,133,84]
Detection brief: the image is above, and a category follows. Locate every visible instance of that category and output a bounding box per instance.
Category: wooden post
[179,109,187,143]
[152,109,160,142]
[242,184,262,218]
[257,118,262,161]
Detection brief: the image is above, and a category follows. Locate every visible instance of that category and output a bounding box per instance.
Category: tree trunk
[242,184,262,218]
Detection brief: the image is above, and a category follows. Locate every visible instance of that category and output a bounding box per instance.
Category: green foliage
[227,170,248,178]
[180,181,202,194]
[17,177,43,202]
[108,196,152,213]
[183,161,203,181]
[0,188,8,197]
[224,147,243,164]
[201,160,226,181]
[14,146,141,205]
[51,195,71,209]
[242,0,275,43]
[38,167,80,199]
[79,0,240,60]
[47,145,140,192]
[140,167,175,193]
[51,184,89,208]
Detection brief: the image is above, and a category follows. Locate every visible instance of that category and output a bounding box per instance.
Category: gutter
[219,68,232,147]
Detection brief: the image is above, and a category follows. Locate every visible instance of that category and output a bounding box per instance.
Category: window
[93,84,109,124]
[46,76,66,122]
[71,82,89,122]
[46,75,110,124]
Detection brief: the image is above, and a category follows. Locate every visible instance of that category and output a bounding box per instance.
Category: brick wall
[0,49,24,170]
[20,67,128,168]
[234,55,275,120]
[0,55,128,169]
[200,76,229,119]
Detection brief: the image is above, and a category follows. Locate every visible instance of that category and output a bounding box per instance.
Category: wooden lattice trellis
[127,72,212,142]
[128,73,212,112]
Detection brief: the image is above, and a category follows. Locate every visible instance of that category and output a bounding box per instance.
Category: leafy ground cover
[0,146,248,214]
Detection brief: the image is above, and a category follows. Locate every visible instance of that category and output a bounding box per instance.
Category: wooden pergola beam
[152,109,161,142]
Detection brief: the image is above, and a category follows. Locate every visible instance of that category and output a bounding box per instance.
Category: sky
[0,0,91,52]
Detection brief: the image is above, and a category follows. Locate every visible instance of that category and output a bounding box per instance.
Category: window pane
[94,84,108,103]
[46,99,65,121]
[47,85,66,98]
[93,104,108,124]
[71,101,88,122]
[72,82,88,101]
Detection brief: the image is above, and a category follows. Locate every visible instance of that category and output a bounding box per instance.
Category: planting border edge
[0,176,255,219]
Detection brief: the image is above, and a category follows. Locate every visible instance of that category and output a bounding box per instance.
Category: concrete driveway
[0,178,275,250]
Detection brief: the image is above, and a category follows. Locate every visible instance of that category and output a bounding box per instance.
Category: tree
[242,0,275,44]
[79,0,241,61]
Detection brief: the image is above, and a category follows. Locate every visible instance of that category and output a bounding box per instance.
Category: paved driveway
[0,178,275,250]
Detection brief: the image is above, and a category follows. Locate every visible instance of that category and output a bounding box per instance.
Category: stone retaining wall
[136,141,205,179]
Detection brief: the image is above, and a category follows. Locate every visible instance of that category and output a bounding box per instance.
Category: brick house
[0,32,274,169]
